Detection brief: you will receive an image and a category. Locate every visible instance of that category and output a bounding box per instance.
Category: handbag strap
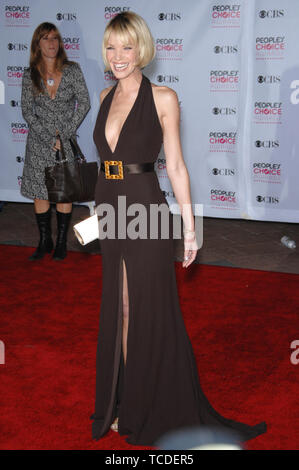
[55,134,67,162]
[69,136,86,163]
[55,134,86,163]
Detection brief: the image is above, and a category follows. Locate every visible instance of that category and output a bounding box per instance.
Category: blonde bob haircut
[102,12,155,71]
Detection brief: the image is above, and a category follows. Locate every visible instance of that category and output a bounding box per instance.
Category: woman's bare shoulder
[151,82,179,106]
[100,85,114,104]
[151,82,179,117]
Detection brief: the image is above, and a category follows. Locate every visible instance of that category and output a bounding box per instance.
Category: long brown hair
[29,22,69,93]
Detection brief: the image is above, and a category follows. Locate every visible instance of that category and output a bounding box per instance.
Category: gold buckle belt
[103,160,124,180]
[101,160,155,180]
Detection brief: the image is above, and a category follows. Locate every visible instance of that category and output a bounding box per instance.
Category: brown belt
[100,160,155,180]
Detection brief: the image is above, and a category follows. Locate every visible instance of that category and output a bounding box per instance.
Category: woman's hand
[53,131,61,151]
[182,231,198,268]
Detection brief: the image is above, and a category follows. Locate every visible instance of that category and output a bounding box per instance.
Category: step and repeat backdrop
[0,0,299,222]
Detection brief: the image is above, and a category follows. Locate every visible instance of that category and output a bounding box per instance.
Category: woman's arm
[60,63,91,139]
[154,85,198,267]
[21,68,56,145]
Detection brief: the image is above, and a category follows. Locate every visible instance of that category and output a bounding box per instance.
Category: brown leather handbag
[45,135,98,203]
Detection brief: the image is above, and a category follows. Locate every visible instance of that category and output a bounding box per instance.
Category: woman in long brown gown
[90,12,267,446]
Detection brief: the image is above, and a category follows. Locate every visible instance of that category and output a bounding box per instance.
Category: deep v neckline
[43,67,65,101]
[104,74,144,155]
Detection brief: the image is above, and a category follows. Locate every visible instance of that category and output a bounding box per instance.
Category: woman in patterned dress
[21,22,90,260]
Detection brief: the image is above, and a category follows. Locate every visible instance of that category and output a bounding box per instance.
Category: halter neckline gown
[91,73,267,446]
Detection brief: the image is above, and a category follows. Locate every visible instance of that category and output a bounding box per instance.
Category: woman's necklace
[46,69,55,87]
[47,77,55,87]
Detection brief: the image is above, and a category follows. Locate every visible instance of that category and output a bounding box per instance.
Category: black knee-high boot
[52,210,72,260]
[29,207,53,260]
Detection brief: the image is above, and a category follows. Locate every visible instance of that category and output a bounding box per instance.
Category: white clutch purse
[73,213,99,245]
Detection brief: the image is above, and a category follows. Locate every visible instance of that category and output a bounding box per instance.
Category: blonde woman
[91,12,266,446]
[21,22,90,260]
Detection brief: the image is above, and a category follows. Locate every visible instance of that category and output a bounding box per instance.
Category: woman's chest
[35,76,75,106]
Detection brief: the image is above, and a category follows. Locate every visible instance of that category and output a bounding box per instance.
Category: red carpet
[0,245,298,450]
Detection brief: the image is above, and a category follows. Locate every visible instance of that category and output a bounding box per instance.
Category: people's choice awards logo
[155,38,183,61]
[156,158,166,171]
[209,131,237,154]
[11,122,29,141]
[256,36,285,60]
[7,65,27,86]
[211,4,241,27]
[4,5,30,26]
[210,189,236,204]
[252,163,281,184]
[63,37,80,58]
[210,70,239,92]
[254,102,282,124]
[104,70,117,83]
[104,6,130,21]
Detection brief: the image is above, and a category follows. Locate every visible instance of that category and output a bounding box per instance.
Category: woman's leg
[111,259,129,432]
[56,203,72,214]
[34,199,50,213]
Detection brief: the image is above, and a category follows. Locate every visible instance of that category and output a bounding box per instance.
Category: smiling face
[39,30,59,60]
[105,31,139,78]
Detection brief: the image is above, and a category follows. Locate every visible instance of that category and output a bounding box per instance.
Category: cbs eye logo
[56,13,76,21]
[158,13,181,21]
[259,9,284,19]
[8,43,27,51]
[259,10,267,18]
[10,100,20,107]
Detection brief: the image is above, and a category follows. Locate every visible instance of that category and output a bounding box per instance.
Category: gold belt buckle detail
[104,160,124,180]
